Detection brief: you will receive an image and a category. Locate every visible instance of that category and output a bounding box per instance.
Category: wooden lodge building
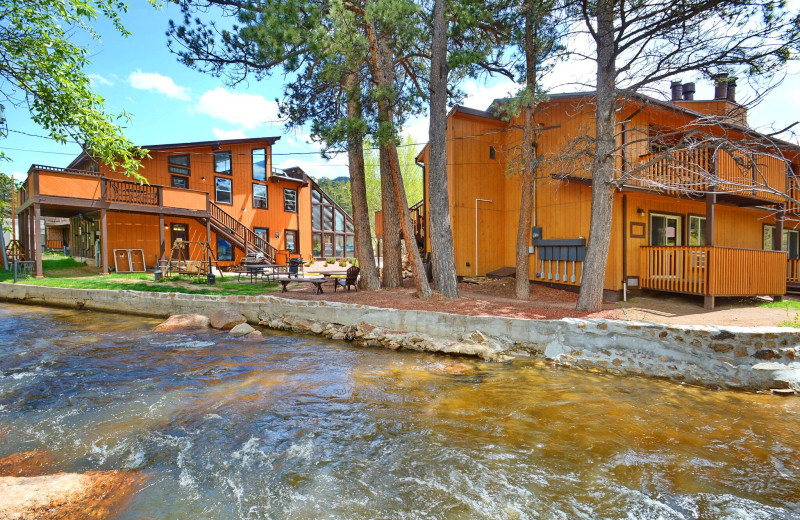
[413,80,800,308]
[16,137,355,275]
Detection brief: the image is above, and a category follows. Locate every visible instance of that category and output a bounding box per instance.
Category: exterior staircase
[208,201,278,262]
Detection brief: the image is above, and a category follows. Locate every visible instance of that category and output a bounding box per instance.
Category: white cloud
[275,155,349,179]
[284,129,313,148]
[212,128,248,140]
[460,79,523,110]
[128,70,191,101]
[195,88,280,129]
[88,73,114,87]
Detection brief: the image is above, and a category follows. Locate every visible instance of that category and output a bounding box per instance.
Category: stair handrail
[209,201,278,261]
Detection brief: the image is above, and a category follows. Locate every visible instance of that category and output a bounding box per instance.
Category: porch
[639,246,786,309]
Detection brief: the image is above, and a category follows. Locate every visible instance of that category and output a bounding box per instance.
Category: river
[0,303,798,519]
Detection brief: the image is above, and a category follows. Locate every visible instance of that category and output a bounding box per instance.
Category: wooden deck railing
[635,149,712,194]
[786,259,800,284]
[640,246,786,297]
[105,179,160,206]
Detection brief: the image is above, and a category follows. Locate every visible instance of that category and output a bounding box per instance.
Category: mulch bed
[273,277,623,320]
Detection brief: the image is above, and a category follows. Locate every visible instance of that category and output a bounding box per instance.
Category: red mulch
[272,277,623,320]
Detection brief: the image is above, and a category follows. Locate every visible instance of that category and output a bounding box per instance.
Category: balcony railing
[640,246,786,297]
[632,149,787,203]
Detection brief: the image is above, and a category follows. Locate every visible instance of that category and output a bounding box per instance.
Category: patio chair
[335,266,360,292]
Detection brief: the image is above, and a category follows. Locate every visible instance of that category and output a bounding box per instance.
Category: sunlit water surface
[1,303,799,519]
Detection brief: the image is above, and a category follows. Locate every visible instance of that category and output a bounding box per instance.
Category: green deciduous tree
[0,0,148,179]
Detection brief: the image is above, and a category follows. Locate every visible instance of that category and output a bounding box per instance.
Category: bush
[326,257,336,264]
[338,260,347,267]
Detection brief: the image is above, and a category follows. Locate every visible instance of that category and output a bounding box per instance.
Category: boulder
[229,323,255,337]
[0,470,145,520]
[244,331,263,340]
[0,450,57,477]
[209,309,247,330]
[153,314,209,332]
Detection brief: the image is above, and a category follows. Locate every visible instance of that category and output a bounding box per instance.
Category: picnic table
[240,263,286,284]
[276,276,334,294]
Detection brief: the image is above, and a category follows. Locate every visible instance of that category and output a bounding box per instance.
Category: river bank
[1,283,798,393]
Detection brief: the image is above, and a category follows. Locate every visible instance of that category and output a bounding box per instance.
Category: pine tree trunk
[345,72,380,291]
[428,0,459,298]
[515,9,539,300]
[576,0,616,312]
[380,146,403,287]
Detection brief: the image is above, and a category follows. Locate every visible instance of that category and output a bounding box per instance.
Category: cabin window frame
[170,175,189,190]
[254,227,269,244]
[217,238,234,261]
[252,183,268,209]
[215,176,233,205]
[687,214,706,246]
[763,224,799,259]
[284,229,299,253]
[252,148,267,182]
[214,151,232,175]
[648,211,683,247]
[168,154,190,176]
[283,188,298,213]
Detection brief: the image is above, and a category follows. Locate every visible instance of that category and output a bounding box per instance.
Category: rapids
[0,303,798,519]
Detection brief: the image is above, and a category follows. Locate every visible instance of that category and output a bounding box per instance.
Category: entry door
[171,224,189,259]
[650,214,682,246]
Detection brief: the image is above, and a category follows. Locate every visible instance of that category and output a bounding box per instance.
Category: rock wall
[1,283,798,392]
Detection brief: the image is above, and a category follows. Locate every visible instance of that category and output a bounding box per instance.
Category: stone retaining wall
[1,283,798,392]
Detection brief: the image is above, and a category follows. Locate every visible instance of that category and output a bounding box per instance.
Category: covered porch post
[775,203,785,303]
[704,193,716,309]
[159,214,165,260]
[100,209,109,275]
[32,204,43,277]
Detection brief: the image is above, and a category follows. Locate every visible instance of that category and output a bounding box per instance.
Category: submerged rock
[229,323,255,337]
[0,450,57,477]
[209,309,247,330]
[0,470,145,520]
[154,314,209,332]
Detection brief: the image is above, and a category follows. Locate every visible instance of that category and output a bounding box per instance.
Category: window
[284,188,297,212]
[253,184,268,209]
[285,230,298,253]
[335,235,345,258]
[254,227,269,243]
[312,232,322,257]
[650,213,682,246]
[346,235,355,257]
[215,177,232,204]
[168,155,190,175]
[217,239,233,261]
[252,148,267,181]
[688,216,706,246]
[489,146,496,159]
[324,234,334,257]
[323,205,334,230]
[312,189,322,203]
[346,219,353,233]
[171,175,189,189]
[335,210,345,232]
[214,151,232,175]
[764,225,800,259]
[312,205,321,230]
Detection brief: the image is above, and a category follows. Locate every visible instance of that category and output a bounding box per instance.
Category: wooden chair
[335,266,360,292]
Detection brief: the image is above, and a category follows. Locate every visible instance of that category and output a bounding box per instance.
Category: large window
[253,184,267,209]
[171,175,188,189]
[254,227,269,243]
[688,215,706,246]
[217,239,233,261]
[215,177,232,204]
[310,187,355,259]
[285,230,298,253]
[764,225,800,259]
[284,188,298,212]
[252,148,267,181]
[214,151,232,175]
[168,155,190,175]
[650,213,682,246]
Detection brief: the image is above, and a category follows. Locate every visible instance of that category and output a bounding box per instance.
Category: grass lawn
[759,298,800,327]
[1,255,281,296]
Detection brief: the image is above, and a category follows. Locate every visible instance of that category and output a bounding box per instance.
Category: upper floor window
[168,155,190,175]
[253,184,268,209]
[253,148,267,181]
[284,188,297,212]
[214,151,232,175]
[215,177,232,205]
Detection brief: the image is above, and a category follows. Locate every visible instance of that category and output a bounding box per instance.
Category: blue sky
[2,1,799,182]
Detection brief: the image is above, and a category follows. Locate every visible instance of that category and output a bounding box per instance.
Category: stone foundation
[0,283,798,392]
